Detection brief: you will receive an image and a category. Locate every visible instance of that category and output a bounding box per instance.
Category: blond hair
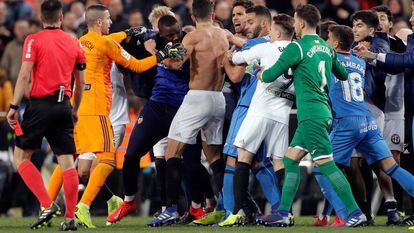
[148,6,175,29]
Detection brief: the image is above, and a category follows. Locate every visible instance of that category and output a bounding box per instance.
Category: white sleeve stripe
[292,41,303,60]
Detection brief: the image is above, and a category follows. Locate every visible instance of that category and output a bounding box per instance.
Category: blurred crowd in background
[0,0,414,218]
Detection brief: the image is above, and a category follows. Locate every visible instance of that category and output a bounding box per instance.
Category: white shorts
[233,113,288,159]
[384,119,405,152]
[153,137,168,158]
[168,90,225,145]
[78,152,96,160]
[112,124,126,151]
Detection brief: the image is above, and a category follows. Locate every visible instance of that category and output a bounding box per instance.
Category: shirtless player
[148,0,229,227]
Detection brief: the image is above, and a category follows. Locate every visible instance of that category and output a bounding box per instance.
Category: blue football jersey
[235,36,270,107]
[329,53,371,118]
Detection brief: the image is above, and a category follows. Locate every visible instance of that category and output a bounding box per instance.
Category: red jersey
[22,28,86,98]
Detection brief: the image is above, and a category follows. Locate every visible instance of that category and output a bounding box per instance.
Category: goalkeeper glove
[125,26,147,37]
[156,42,187,62]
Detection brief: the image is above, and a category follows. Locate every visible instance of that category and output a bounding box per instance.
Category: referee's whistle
[14,121,23,136]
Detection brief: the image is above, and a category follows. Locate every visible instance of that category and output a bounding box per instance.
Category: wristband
[9,103,19,110]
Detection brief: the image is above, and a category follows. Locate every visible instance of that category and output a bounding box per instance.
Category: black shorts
[16,96,76,155]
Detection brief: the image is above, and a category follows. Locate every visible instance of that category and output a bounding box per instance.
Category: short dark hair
[87,4,108,12]
[192,0,214,20]
[329,25,354,51]
[158,15,178,28]
[318,20,338,41]
[371,5,393,22]
[351,10,379,29]
[295,4,321,28]
[129,8,142,15]
[246,5,271,23]
[273,13,295,38]
[232,0,254,11]
[41,0,63,24]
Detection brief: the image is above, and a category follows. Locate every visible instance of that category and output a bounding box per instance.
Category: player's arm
[72,69,85,124]
[108,27,148,43]
[222,55,246,83]
[104,39,157,74]
[107,31,127,43]
[232,44,262,65]
[332,53,348,81]
[7,61,33,128]
[260,42,301,83]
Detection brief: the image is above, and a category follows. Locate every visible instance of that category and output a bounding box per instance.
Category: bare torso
[184,25,229,91]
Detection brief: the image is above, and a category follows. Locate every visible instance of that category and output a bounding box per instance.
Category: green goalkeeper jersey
[262,34,348,122]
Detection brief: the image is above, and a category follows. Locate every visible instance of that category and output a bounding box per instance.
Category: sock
[191,201,201,209]
[386,164,414,197]
[393,174,404,211]
[322,199,334,217]
[166,157,183,207]
[357,200,371,220]
[124,195,135,202]
[47,164,63,201]
[275,168,285,193]
[223,164,235,214]
[278,157,300,211]
[210,158,225,192]
[264,158,278,184]
[313,166,347,219]
[317,160,359,214]
[80,162,114,206]
[233,162,250,214]
[252,164,280,208]
[385,200,398,217]
[62,168,79,219]
[155,158,167,207]
[18,160,52,208]
[200,164,214,199]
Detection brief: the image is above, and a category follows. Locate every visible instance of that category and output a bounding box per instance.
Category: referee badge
[137,116,143,124]
[391,134,400,145]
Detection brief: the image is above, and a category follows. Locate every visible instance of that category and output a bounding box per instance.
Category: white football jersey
[109,62,130,126]
[232,40,295,124]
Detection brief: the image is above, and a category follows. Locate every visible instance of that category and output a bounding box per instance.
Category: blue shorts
[223,105,265,162]
[330,116,391,167]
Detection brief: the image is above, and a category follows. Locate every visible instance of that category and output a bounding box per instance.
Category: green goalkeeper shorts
[290,118,333,161]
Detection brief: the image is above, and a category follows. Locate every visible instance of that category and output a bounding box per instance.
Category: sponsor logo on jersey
[391,134,400,144]
[137,116,143,124]
[121,49,131,60]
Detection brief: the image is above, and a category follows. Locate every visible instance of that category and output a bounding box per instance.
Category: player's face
[376,12,391,34]
[159,23,181,44]
[245,13,262,39]
[326,31,339,50]
[232,6,247,35]
[100,10,112,35]
[293,13,303,38]
[269,23,281,42]
[352,19,373,42]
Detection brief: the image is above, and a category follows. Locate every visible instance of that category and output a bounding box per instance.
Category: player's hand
[72,110,79,126]
[246,61,263,78]
[144,39,157,55]
[125,26,147,37]
[156,42,187,62]
[6,108,17,129]
[354,44,377,62]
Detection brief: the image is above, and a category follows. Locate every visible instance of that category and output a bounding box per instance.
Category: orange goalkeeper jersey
[78,31,157,116]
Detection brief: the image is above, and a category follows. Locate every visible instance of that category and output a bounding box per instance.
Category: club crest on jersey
[137,116,143,124]
[391,134,400,144]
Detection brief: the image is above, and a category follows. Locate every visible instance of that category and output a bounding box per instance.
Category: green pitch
[0,216,412,233]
